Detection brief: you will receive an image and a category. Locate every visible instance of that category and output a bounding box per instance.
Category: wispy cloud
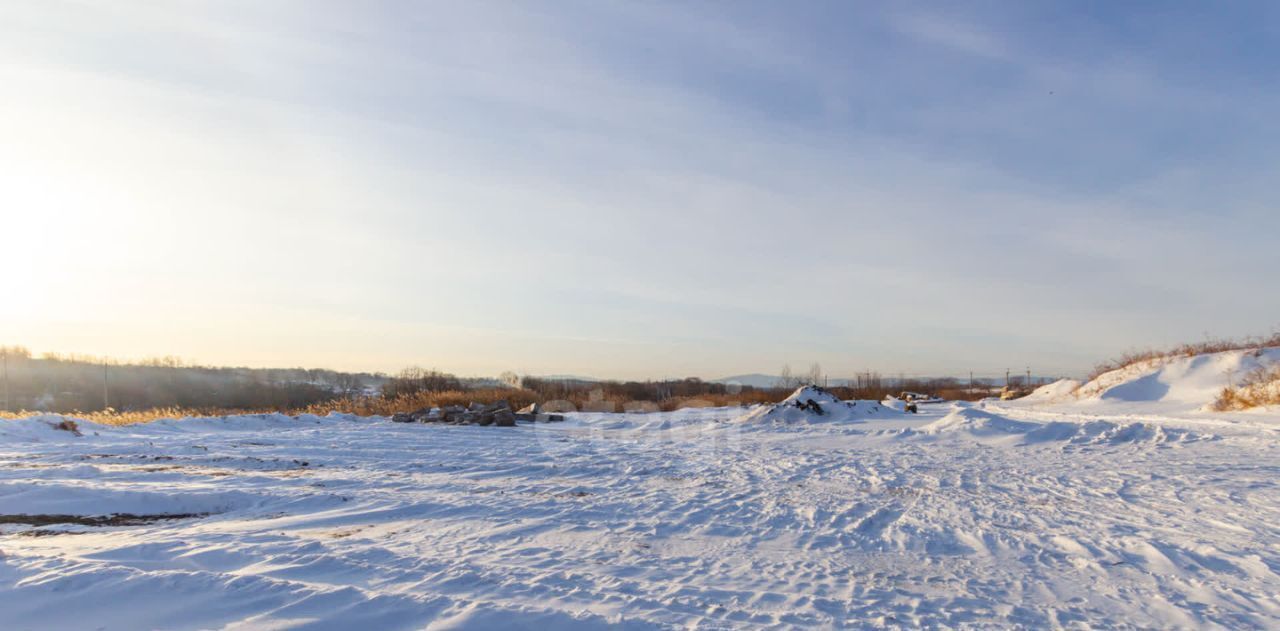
[890,10,1011,60]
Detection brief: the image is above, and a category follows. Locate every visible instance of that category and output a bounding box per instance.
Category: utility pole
[2,348,9,412]
[102,361,110,411]
[1005,368,1010,389]
[1026,367,1032,389]
[969,370,974,395]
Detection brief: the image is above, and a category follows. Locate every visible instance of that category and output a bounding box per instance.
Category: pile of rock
[391,401,517,427]
[792,398,825,415]
[389,401,565,427]
[514,403,565,423]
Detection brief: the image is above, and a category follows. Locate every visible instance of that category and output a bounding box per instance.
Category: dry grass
[298,389,542,417]
[0,406,267,426]
[301,388,782,415]
[0,387,787,426]
[1089,331,1280,380]
[656,391,781,412]
[1213,364,1280,411]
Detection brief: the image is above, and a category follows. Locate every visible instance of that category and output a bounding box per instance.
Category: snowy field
[1,354,1279,629]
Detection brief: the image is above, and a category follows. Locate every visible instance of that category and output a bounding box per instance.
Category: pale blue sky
[2,1,1277,379]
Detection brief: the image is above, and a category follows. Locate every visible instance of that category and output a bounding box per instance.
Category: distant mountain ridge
[714,374,781,388]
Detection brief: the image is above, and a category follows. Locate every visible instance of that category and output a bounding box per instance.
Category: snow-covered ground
[1,378,1278,629]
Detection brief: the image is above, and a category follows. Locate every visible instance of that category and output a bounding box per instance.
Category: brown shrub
[53,420,82,435]
[1213,364,1280,411]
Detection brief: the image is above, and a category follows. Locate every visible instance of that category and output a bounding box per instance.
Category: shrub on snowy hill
[1213,363,1280,411]
[1088,331,1280,380]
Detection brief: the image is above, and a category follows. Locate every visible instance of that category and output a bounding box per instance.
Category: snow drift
[1019,378,1083,403]
[906,406,1213,446]
[0,383,1276,628]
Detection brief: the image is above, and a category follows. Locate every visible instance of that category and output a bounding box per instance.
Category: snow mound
[1073,348,1280,411]
[737,386,897,427]
[1019,378,1083,403]
[908,407,1213,446]
[911,407,1039,436]
[780,385,843,407]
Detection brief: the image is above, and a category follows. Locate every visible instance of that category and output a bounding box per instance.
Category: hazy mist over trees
[0,347,384,413]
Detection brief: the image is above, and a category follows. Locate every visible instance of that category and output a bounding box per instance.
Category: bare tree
[805,363,822,386]
[334,373,362,396]
[779,364,795,389]
[499,371,521,389]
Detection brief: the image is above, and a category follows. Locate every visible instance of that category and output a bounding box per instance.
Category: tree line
[1,346,1029,416]
[0,346,384,413]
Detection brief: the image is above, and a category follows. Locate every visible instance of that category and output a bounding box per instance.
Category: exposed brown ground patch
[0,513,209,527]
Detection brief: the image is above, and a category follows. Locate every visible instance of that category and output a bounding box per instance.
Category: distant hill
[535,374,602,383]
[714,374,781,389]
[714,374,869,388]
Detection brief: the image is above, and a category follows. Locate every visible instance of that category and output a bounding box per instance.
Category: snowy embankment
[987,348,1280,440]
[0,381,1277,628]
[1010,347,1280,415]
